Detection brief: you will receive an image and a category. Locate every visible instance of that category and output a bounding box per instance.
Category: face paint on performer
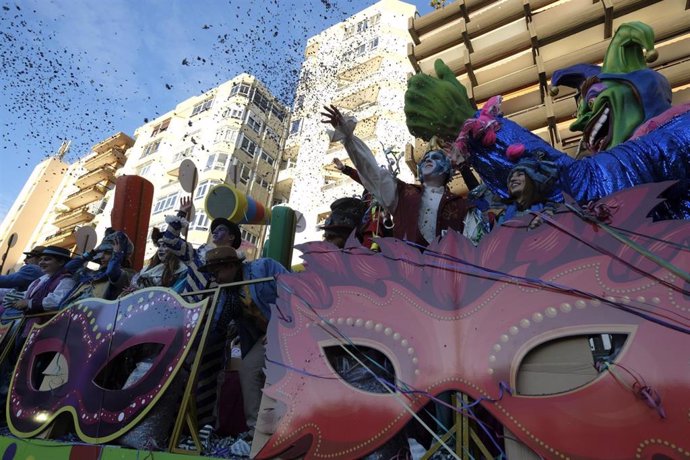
[417,150,451,184]
[156,241,169,260]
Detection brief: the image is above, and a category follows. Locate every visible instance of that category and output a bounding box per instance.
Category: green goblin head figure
[551,22,672,154]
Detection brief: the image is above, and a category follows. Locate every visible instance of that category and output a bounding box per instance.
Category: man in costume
[404,22,690,220]
[319,197,367,249]
[198,246,288,435]
[322,105,470,247]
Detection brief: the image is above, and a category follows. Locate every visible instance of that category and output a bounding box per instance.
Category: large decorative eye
[515,333,628,396]
[323,344,396,394]
[588,99,595,109]
[94,342,165,390]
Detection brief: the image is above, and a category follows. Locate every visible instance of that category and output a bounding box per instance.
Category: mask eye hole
[31,352,69,391]
[323,345,396,394]
[516,333,628,396]
[94,343,164,390]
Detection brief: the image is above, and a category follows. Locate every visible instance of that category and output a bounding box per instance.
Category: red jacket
[392,181,469,246]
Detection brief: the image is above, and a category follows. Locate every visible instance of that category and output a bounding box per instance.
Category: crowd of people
[0,82,686,453]
[0,203,287,449]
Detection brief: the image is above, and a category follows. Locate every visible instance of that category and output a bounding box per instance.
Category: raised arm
[321,105,398,212]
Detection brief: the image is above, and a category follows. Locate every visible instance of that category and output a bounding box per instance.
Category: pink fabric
[631,103,690,139]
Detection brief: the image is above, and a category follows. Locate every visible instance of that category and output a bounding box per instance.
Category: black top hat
[210,218,242,249]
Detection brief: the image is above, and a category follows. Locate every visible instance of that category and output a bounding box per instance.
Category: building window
[191,97,214,116]
[290,119,302,136]
[195,179,221,200]
[153,192,179,214]
[215,127,238,144]
[240,229,259,246]
[251,90,271,113]
[370,13,381,26]
[270,105,286,122]
[246,111,263,134]
[151,118,171,137]
[239,134,258,157]
[222,107,244,119]
[238,163,252,185]
[356,18,368,33]
[355,44,366,56]
[369,37,379,51]
[255,176,270,189]
[230,83,251,97]
[265,127,280,145]
[173,146,195,162]
[191,210,211,231]
[260,151,275,166]
[141,139,161,158]
[204,153,229,171]
[137,162,153,176]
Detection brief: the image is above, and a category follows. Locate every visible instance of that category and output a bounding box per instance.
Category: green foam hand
[405,59,476,141]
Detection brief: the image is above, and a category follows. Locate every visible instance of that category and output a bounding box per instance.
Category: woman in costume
[128,228,187,293]
[60,230,135,306]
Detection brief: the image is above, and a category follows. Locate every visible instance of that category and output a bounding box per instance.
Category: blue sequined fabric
[468,110,690,220]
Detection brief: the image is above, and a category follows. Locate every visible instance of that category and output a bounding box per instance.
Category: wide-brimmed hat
[23,245,46,257]
[198,246,244,272]
[318,197,366,234]
[210,218,242,249]
[40,246,72,262]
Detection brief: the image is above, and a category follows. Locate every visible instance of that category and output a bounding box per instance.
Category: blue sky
[0,0,433,222]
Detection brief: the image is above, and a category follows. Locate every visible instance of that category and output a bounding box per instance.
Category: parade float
[1,11,690,460]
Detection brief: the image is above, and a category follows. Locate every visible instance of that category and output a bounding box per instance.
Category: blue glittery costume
[466,107,690,220]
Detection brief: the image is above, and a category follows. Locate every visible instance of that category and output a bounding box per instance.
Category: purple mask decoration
[7,288,206,443]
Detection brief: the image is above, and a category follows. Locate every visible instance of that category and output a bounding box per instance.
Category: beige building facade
[93,75,290,261]
[281,0,418,261]
[0,148,69,273]
[29,133,135,251]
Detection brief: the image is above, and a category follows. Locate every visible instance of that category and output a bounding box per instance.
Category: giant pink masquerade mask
[259,183,690,460]
[7,287,206,443]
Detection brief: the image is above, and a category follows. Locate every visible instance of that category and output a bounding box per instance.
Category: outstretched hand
[405,59,476,142]
[178,196,193,217]
[320,105,345,129]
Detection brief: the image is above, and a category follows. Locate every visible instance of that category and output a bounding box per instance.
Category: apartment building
[0,144,69,273]
[280,0,418,258]
[93,75,290,261]
[30,133,135,250]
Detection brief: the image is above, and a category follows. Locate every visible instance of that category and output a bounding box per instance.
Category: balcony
[75,164,117,188]
[353,115,379,139]
[92,132,134,153]
[53,207,95,229]
[337,56,383,82]
[43,229,76,248]
[83,147,127,171]
[63,184,108,209]
[276,165,296,185]
[333,84,380,112]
